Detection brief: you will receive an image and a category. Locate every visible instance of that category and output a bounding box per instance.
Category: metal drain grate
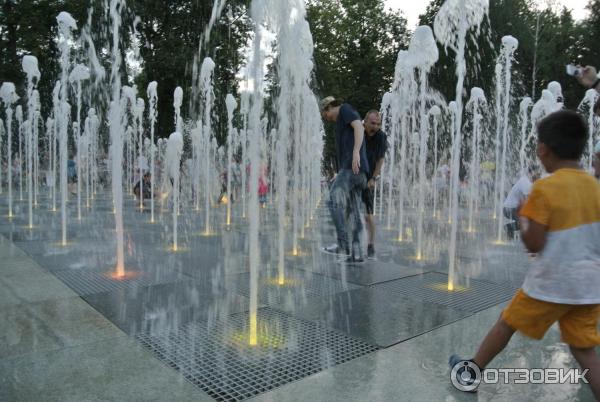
[371,272,517,313]
[53,269,183,295]
[230,271,361,306]
[137,307,378,401]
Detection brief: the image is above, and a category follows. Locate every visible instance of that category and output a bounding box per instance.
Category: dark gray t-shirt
[335,104,369,174]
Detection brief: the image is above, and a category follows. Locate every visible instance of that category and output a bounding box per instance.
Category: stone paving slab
[287,287,471,348]
[0,336,210,402]
[0,296,126,360]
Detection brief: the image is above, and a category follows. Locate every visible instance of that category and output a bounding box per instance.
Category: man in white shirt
[503,166,539,239]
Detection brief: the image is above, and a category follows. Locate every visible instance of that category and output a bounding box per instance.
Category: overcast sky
[384,0,590,30]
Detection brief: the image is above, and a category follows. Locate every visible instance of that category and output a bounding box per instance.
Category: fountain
[15,105,23,201]
[225,94,237,227]
[23,55,39,229]
[147,81,158,222]
[581,89,599,171]
[166,131,184,251]
[69,64,90,220]
[199,58,216,235]
[434,0,489,290]
[465,87,487,232]
[135,97,145,210]
[51,82,60,212]
[0,82,18,219]
[33,92,40,208]
[429,105,442,219]
[56,11,77,246]
[495,36,518,243]
[107,0,125,275]
[409,25,439,261]
[518,97,533,172]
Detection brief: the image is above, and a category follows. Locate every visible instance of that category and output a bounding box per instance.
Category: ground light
[249,312,257,346]
[231,326,286,350]
[107,269,139,281]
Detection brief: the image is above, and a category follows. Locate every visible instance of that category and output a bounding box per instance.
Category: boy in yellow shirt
[450,110,600,397]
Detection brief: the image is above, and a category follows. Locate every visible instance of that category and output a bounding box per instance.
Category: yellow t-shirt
[520,168,600,304]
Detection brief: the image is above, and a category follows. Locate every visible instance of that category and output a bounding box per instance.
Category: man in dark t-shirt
[362,110,388,259]
[320,96,369,262]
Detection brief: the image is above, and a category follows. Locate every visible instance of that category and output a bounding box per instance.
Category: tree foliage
[417,0,590,110]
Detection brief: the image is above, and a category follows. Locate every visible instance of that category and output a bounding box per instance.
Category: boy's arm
[519,216,547,253]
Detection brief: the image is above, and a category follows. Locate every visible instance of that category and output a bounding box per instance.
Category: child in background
[450,110,600,398]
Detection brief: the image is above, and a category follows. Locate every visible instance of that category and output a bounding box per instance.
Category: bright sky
[384,0,590,30]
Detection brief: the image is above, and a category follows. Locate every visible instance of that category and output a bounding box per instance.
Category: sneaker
[448,355,480,393]
[367,244,375,259]
[339,255,364,264]
[322,244,349,256]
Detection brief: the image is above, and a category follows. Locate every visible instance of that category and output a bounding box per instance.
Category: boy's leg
[559,304,600,399]
[569,346,600,400]
[472,315,516,368]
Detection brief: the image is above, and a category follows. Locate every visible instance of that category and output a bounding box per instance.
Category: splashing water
[434,0,489,290]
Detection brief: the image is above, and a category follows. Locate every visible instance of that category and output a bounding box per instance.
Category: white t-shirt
[503,175,532,209]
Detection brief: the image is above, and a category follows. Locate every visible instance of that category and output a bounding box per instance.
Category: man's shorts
[362,188,375,215]
[502,289,600,348]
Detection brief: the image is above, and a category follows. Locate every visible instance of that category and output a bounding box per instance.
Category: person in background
[576,65,600,96]
[502,166,540,239]
[320,96,369,263]
[362,110,387,259]
[133,171,153,202]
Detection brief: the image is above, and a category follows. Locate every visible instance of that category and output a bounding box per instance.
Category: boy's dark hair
[537,110,588,160]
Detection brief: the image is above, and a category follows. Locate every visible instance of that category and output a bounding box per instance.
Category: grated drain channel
[53,269,183,295]
[371,272,518,313]
[137,307,378,401]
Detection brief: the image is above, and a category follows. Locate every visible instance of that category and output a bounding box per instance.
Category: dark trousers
[503,207,520,239]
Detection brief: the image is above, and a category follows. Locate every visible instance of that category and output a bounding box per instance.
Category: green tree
[130,0,251,143]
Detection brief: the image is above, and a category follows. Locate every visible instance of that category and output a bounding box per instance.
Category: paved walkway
[0,234,596,401]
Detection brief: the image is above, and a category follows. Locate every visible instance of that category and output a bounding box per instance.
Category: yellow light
[249,312,258,346]
[278,276,285,286]
[415,252,422,261]
[429,281,469,293]
[397,235,404,242]
[292,247,298,256]
[221,195,229,205]
[115,262,125,278]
